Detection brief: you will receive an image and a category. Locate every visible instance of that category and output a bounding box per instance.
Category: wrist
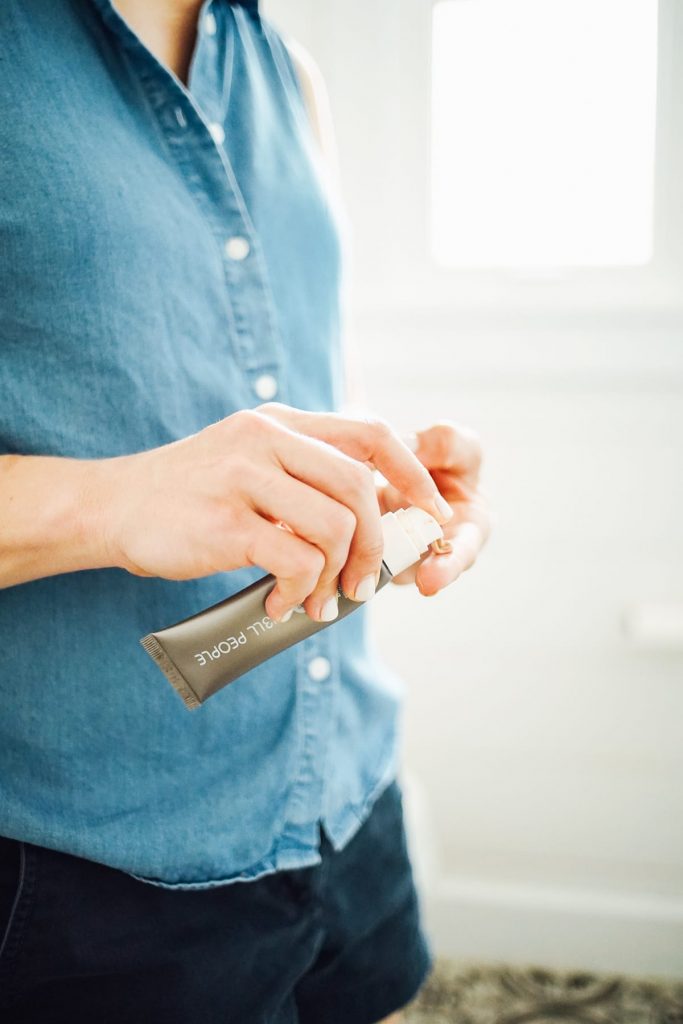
[78,455,130,572]
[0,454,128,587]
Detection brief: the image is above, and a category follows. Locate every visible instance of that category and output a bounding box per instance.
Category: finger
[257,404,454,527]
[415,521,486,596]
[378,489,491,588]
[247,468,357,622]
[406,422,483,480]
[271,431,387,605]
[241,513,327,622]
[379,477,466,515]
[378,467,476,518]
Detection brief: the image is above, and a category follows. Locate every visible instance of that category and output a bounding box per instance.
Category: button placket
[282,636,337,829]
[130,8,288,397]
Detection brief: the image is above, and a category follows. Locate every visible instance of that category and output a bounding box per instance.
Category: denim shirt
[0,0,405,888]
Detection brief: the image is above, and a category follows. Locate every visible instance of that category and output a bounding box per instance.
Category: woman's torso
[0,0,404,887]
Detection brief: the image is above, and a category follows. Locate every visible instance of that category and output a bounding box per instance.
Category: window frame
[266,0,682,323]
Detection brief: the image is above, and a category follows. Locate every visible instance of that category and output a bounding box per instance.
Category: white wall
[264,0,683,977]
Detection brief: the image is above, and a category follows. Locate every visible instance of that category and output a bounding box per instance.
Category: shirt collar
[89,0,260,20]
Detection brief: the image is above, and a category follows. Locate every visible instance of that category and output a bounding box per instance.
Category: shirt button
[224,236,250,261]
[253,374,278,401]
[204,11,217,36]
[307,656,331,682]
[209,122,225,145]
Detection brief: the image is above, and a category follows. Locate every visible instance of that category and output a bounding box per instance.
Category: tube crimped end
[140,634,201,711]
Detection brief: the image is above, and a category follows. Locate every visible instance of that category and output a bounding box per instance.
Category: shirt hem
[127,761,399,891]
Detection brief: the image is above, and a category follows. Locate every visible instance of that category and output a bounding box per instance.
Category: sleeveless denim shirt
[0,0,405,887]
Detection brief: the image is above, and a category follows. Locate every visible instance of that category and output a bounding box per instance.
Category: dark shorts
[0,780,432,1024]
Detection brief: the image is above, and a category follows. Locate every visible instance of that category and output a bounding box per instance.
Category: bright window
[431,0,659,269]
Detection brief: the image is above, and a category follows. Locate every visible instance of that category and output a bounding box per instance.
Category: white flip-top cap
[380,507,444,576]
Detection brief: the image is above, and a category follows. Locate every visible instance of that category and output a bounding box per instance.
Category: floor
[404,960,683,1023]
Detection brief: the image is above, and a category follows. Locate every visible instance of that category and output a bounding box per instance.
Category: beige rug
[405,960,683,1023]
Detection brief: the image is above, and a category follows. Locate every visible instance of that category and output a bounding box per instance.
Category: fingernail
[434,494,453,521]
[403,431,419,453]
[271,606,293,623]
[353,574,376,603]
[319,596,339,622]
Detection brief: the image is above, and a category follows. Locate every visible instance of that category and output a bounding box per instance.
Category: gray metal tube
[141,564,394,710]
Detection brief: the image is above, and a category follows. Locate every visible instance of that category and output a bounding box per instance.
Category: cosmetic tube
[141,506,443,710]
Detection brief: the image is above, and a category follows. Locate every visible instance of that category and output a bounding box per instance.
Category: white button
[204,11,217,36]
[253,374,278,401]
[225,236,250,261]
[307,656,331,682]
[209,122,225,145]
[174,107,187,128]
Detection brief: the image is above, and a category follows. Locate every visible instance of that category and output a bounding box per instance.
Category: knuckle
[224,449,256,484]
[299,545,326,581]
[229,407,261,431]
[255,401,287,419]
[233,407,277,438]
[364,415,393,444]
[312,504,354,550]
[327,503,357,540]
[345,461,375,500]
[356,537,384,566]
[243,532,261,569]
[316,535,354,582]
[281,552,324,602]
[230,453,267,490]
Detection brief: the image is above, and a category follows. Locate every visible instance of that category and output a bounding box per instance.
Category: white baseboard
[425,876,683,980]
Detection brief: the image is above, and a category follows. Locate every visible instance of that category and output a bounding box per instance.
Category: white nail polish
[353,574,376,603]
[434,494,454,521]
[142,506,443,708]
[320,596,339,622]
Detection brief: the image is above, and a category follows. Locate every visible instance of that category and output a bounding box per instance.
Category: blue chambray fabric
[0,0,405,888]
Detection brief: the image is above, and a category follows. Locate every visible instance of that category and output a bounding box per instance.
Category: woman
[0,0,490,1020]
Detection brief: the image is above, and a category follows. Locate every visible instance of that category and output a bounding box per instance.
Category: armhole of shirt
[260,20,311,130]
[260,21,303,101]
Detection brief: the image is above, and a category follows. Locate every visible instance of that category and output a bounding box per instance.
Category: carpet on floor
[404,960,683,1023]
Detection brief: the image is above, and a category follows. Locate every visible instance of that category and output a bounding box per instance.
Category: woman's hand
[377,421,491,595]
[98,404,453,623]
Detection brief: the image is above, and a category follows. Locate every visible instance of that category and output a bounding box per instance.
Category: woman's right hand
[98,405,453,623]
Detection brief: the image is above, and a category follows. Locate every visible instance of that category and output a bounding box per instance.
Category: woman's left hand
[377,421,492,595]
